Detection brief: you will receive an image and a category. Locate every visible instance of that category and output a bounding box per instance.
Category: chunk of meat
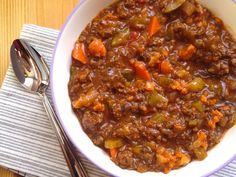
[167,21,194,42]
[230,58,236,76]
[116,1,131,19]
[230,58,236,67]
[82,111,103,131]
[116,149,135,169]
[227,79,236,91]
[208,60,229,76]
[71,68,90,82]
[96,12,125,38]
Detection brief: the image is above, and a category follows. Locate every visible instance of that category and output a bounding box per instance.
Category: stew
[68,0,236,173]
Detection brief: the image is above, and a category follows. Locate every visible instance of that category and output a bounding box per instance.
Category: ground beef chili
[68,0,236,173]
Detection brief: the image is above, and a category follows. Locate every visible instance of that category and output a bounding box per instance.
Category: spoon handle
[39,92,89,177]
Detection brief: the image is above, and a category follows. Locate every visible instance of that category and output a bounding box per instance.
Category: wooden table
[0,0,80,176]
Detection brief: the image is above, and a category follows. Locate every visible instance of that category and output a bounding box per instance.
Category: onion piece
[163,0,186,13]
[181,1,196,16]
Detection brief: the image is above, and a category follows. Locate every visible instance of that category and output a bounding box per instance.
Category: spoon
[10,39,89,177]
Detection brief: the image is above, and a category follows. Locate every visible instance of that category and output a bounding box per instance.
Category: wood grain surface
[0,0,80,176]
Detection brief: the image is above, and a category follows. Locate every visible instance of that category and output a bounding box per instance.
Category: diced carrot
[197,130,207,141]
[127,96,134,101]
[200,95,207,103]
[72,42,88,64]
[208,99,217,106]
[164,167,171,174]
[103,12,118,20]
[171,80,188,94]
[192,130,208,150]
[130,59,151,81]
[179,44,196,60]
[110,148,118,161]
[160,60,173,74]
[148,16,161,37]
[208,110,223,129]
[213,110,223,117]
[174,123,185,131]
[138,47,145,53]
[208,117,218,129]
[88,38,107,57]
[175,148,191,166]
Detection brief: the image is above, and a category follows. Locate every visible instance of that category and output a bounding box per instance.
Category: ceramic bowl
[51,1,236,176]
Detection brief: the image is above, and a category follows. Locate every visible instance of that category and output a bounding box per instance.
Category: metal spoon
[10,39,89,177]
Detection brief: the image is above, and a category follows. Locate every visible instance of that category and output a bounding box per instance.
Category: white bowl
[51,1,236,176]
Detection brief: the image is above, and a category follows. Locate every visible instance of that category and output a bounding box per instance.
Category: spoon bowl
[11,39,50,94]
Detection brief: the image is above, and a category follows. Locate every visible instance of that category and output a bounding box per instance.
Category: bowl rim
[50,0,236,176]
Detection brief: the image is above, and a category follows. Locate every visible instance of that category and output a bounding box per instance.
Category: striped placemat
[0,24,235,177]
[0,24,111,177]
